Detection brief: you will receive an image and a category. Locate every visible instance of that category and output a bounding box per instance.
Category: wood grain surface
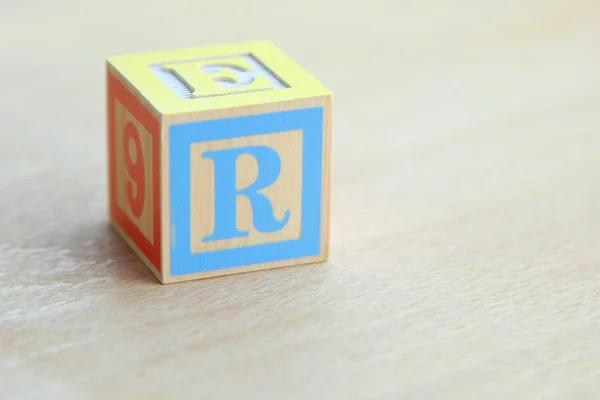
[1,1,599,399]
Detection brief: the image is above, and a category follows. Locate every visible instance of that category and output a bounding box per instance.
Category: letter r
[202,146,291,242]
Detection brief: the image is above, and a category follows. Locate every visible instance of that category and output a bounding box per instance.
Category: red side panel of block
[108,71,162,271]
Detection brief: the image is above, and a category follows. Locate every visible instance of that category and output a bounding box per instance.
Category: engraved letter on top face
[161,56,276,98]
[201,145,291,242]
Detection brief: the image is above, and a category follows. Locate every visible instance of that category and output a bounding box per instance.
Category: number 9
[123,122,145,218]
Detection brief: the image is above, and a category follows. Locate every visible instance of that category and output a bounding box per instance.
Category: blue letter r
[202,145,291,242]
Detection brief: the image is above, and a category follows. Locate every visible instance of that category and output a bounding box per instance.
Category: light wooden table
[1,1,599,398]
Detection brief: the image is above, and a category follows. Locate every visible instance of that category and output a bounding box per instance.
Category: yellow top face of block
[107,41,331,116]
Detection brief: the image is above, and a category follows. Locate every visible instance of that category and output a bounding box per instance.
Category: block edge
[109,219,165,284]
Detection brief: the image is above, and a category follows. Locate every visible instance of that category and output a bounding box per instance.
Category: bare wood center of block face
[190,129,303,253]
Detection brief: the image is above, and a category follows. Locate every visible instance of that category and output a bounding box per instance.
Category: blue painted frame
[169,107,323,276]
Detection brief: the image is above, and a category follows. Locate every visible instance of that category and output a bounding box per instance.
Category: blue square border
[169,107,324,276]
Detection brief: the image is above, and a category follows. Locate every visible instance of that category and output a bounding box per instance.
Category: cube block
[106,41,332,284]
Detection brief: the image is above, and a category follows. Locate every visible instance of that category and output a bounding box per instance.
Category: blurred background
[1,1,600,398]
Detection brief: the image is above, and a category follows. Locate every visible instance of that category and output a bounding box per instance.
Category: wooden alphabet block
[106,41,332,284]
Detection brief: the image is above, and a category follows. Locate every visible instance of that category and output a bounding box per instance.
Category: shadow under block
[106,41,332,284]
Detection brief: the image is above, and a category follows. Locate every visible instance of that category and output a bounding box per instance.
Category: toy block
[106,41,332,284]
